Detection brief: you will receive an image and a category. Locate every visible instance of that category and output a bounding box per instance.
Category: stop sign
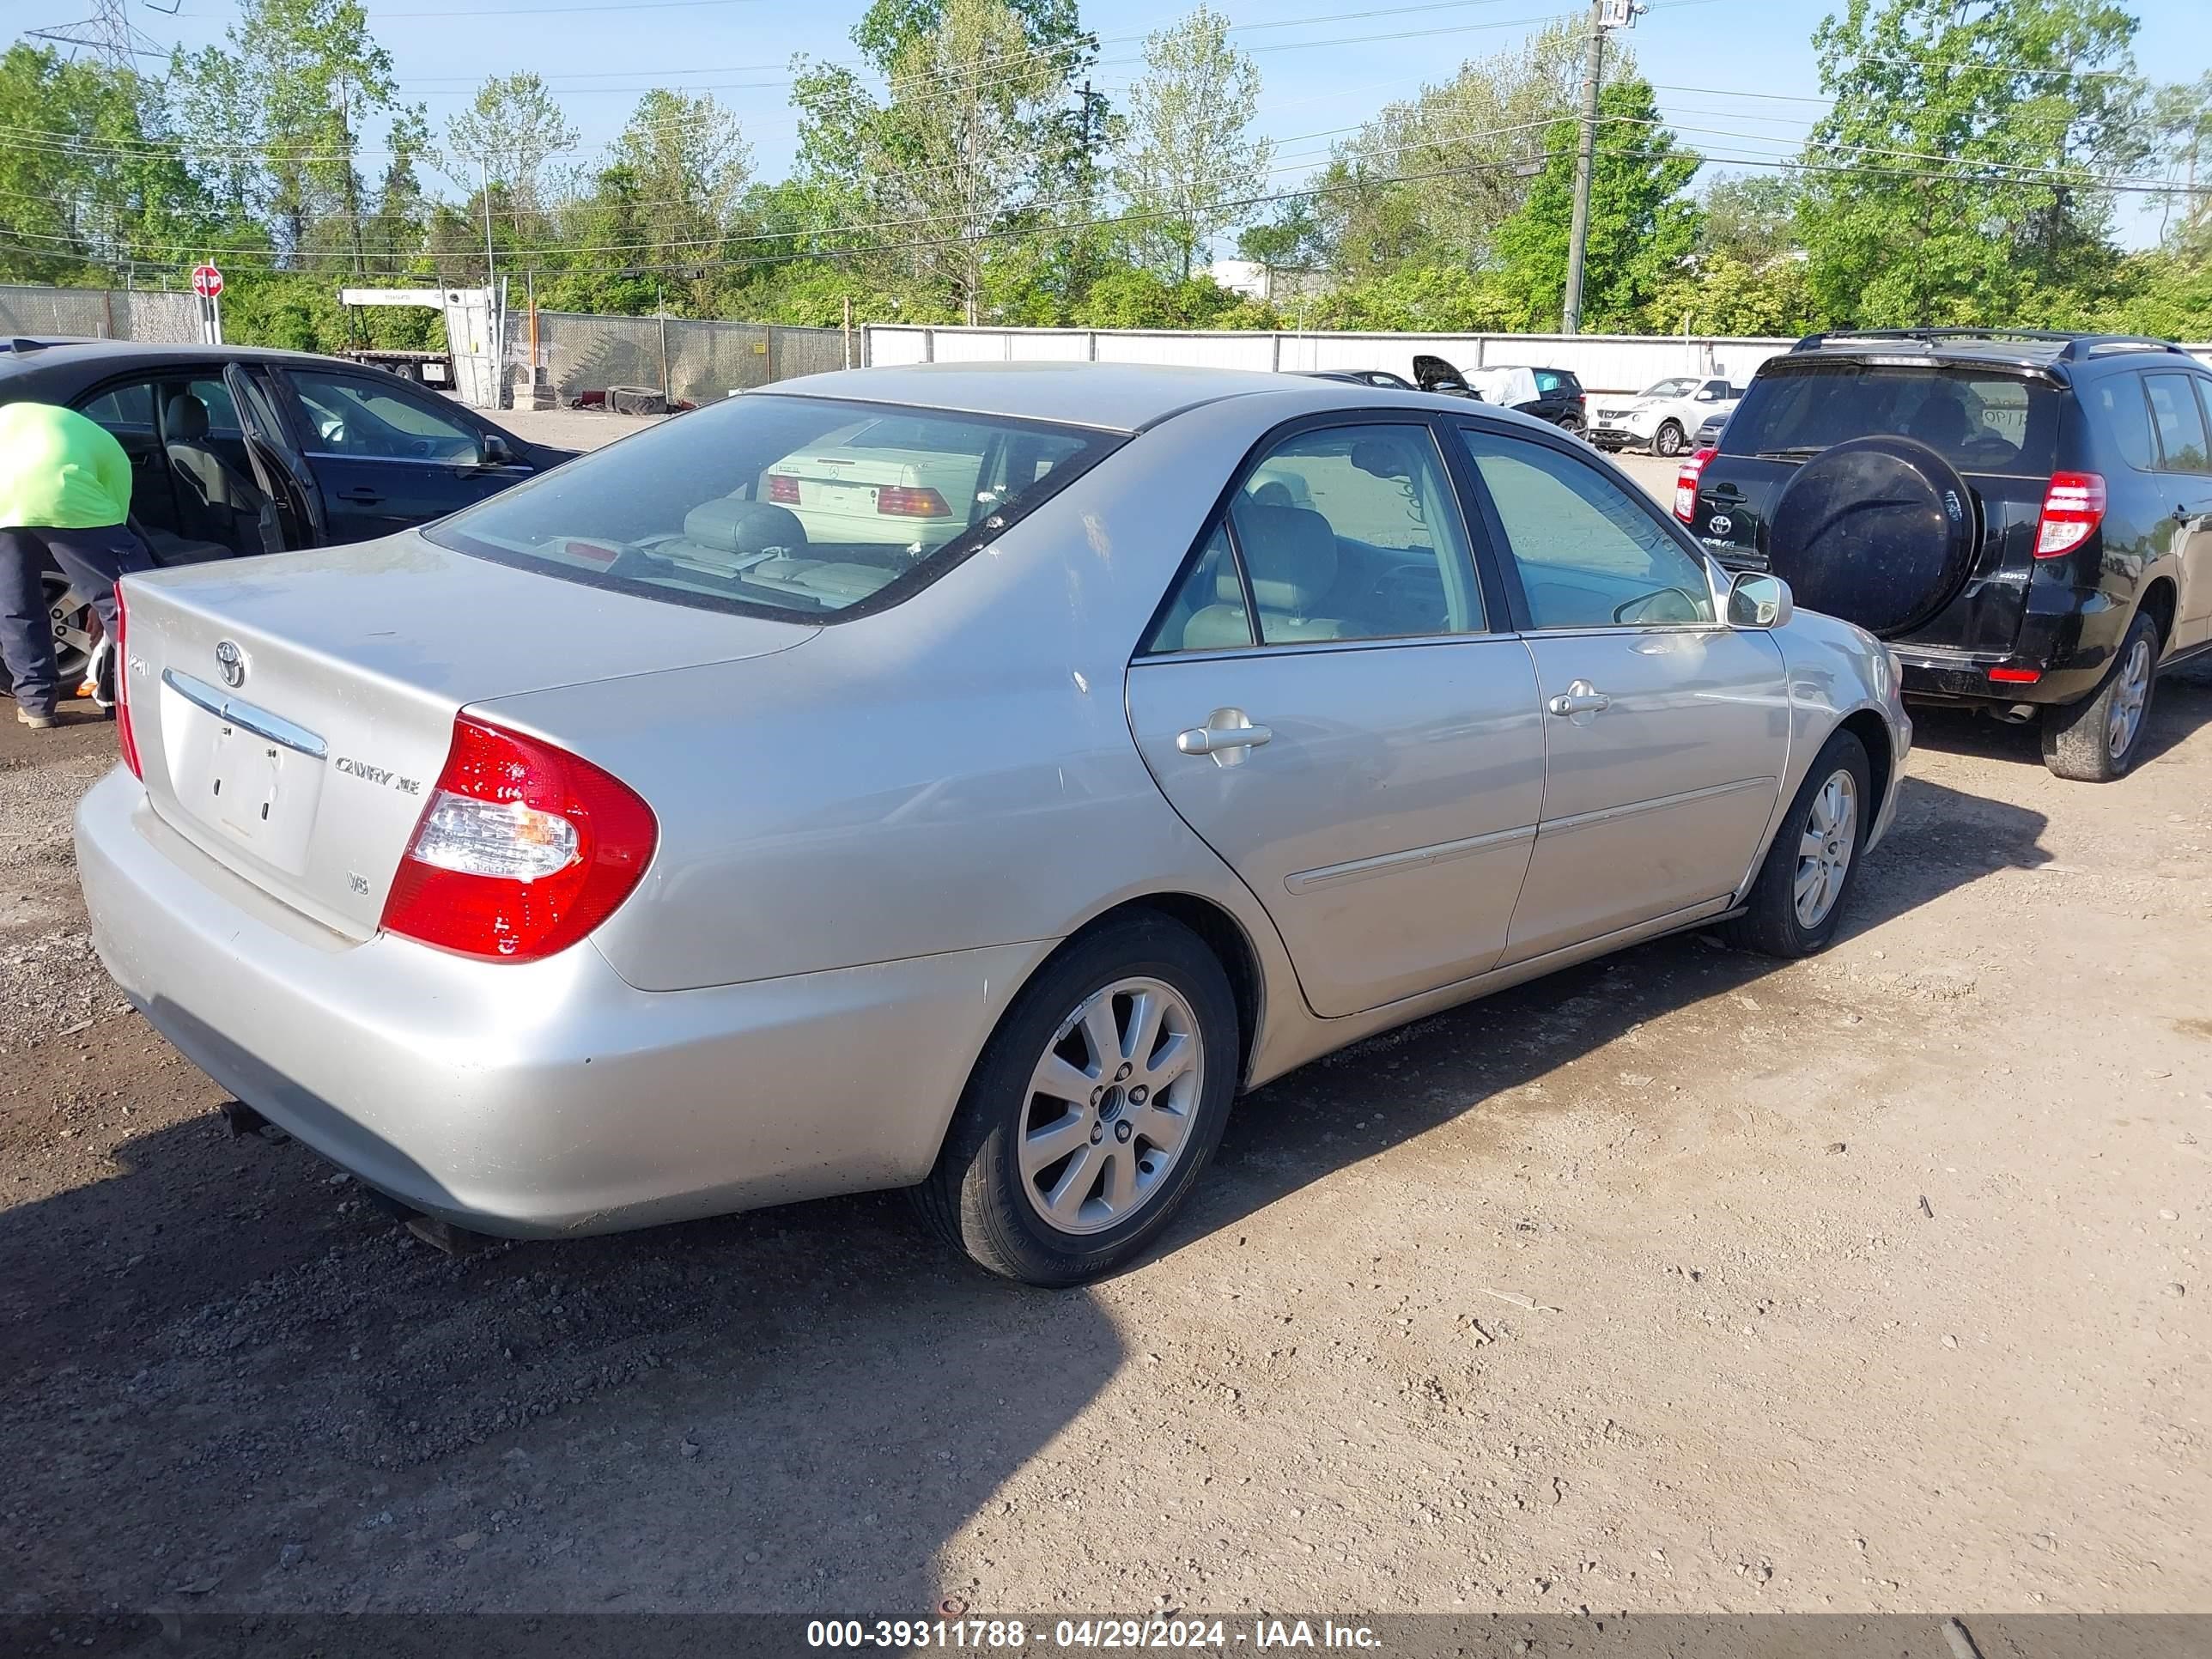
[190,263,222,298]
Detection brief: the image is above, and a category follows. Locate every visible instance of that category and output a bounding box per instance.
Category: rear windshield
[426,394,1119,621]
[1723,362,2059,474]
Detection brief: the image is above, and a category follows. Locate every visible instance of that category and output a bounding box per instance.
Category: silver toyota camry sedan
[78,363,1910,1286]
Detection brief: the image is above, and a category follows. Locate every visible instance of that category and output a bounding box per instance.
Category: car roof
[1776,330,2199,380]
[0,338,352,379]
[753,362,1486,434]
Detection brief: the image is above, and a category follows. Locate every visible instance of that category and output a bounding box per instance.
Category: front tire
[1654,420,1687,458]
[915,915,1238,1287]
[2041,611,2159,782]
[1721,729,1871,958]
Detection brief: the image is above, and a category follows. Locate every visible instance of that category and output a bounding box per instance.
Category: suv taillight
[114,582,141,778]
[2035,471,2106,557]
[380,716,657,963]
[1674,447,1717,525]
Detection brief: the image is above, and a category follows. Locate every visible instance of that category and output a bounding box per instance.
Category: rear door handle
[1176,708,1273,766]
[1547,682,1612,718]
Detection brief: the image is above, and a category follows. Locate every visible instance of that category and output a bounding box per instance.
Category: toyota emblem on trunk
[215,640,246,689]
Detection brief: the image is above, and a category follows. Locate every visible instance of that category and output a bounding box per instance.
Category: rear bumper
[76,769,1047,1236]
[1894,651,2104,707]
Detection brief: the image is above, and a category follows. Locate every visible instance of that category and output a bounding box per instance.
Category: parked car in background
[1693,408,1730,451]
[1409,355,1588,434]
[1680,329,2212,781]
[1590,375,1740,456]
[81,363,1907,1288]
[0,338,572,686]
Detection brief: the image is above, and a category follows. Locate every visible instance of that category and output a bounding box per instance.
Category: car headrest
[165,394,210,443]
[682,496,806,556]
[1907,392,1971,448]
[1224,501,1337,612]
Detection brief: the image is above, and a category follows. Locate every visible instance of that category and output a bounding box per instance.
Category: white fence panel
[863,325,1800,392]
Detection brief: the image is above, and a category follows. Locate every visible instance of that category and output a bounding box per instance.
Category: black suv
[1680,329,2212,781]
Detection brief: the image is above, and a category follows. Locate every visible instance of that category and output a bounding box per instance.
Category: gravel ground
[3,444,2209,1629]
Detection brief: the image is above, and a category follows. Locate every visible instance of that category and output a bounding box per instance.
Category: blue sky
[37,0,2212,248]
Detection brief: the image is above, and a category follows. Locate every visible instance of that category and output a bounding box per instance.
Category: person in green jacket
[0,401,152,727]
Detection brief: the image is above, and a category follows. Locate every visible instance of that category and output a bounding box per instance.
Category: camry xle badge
[214,640,246,689]
[1709,514,1734,537]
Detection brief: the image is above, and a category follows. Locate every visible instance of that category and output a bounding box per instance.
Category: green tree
[1113,5,1273,282]
[1795,0,2144,327]
[1320,20,1605,278]
[171,0,414,273]
[442,73,579,234]
[0,46,222,283]
[1697,173,1801,265]
[1490,78,1702,331]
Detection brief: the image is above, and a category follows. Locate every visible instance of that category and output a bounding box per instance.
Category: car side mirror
[477,433,516,468]
[1728,571,1792,629]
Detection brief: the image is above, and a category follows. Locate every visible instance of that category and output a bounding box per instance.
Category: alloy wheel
[44,575,93,685]
[2106,636,2152,762]
[1793,768,1859,929]
[1017,976,1204,1237]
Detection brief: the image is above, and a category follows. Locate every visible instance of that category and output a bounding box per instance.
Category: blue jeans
[0,524,153,716]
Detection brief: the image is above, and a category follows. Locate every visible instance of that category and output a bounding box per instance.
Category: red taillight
[2035,471,2106,557]
[1674,447,1717,525]
[1989,666,2043,684]
[379,716,657,963]
[876,484,951,518]
[766,473,799,504]
[114,582,142,778]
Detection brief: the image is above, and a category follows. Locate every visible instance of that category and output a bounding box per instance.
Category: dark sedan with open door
[0,338,571,686]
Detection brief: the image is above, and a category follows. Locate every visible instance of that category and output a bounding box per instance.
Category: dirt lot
[3,434,2209,1626]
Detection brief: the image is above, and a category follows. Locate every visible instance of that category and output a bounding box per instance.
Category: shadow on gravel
[1905,655,2212,774]
[0,776,2044,1620]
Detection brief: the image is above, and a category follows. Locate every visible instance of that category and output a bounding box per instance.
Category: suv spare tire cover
[1765,434,1978,639]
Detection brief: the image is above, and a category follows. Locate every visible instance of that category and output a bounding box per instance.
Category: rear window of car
[1721,362,2059,475]
[1534,370,1575,393]
[425,394,1120,622]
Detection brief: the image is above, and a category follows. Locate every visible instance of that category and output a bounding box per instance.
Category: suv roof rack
[1790,327,2189,362]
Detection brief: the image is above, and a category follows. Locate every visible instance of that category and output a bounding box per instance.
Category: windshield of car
[1720,362,2059,474]
[426,394,1118,621]
[1639,379,1698,399]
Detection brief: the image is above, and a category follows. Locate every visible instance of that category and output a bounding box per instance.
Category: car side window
[1459,428,1717,629]
[2090,374,2157,471]
[2145,374,2211,474]
[79,382,157,434]
[1143,524,1250,653]
[289,368,484,463]
[1141,427,1482,653]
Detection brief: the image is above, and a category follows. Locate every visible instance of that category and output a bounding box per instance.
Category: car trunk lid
[121,534,813,939]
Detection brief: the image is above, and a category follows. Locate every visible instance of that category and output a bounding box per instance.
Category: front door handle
[337,487,384,505]
[1176,708,1273,767]
[1547,681,1612,718]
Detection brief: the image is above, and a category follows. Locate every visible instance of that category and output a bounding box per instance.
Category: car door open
[1455,426,1791,964]
[1124,420,1544,1018]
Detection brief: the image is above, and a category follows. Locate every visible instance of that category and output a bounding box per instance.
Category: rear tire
[1721,729,1872,958]
[1654,420,1686,458]
[2041,611,2159,782]
[914,915,1238,1287]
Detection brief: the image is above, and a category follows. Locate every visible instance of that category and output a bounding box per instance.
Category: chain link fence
[0,283,202,343]
[507,311,848,408]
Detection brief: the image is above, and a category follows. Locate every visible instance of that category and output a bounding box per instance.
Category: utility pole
[479,154,497,288]
[337,77,368,279]
[1563,1,1644,335]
